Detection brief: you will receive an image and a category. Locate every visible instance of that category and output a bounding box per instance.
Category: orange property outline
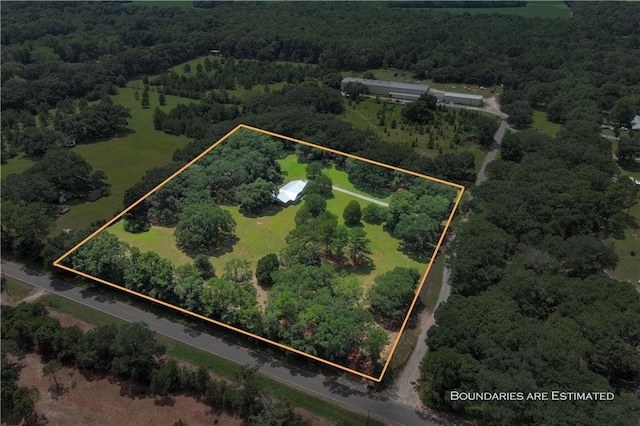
[54,124,465,382]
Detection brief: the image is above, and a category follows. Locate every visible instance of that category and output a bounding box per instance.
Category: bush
[343,200,361,226]
[362,203,386,225]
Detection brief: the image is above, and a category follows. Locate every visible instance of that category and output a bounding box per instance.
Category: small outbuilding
[275,180,307,205]
[631,115,640,131]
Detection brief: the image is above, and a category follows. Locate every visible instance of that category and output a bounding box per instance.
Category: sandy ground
[12,352,242,426]
[6,309,330,426]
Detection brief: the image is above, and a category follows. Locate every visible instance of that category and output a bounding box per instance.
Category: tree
[183,63,191,73]
[304,173,333,198]
[364,327,388,367]
[256,253,279,287]
[393,214,439,253]
[134,90,140,100]
[116,75,127,87]
[141,88,150,109]
[43,359,63,398]
[401,93,438,124]
[347,227,372,265]
[343,200,362,226]
[617,133,640,165]
[362,203,386,225]
[295,193,327,224]
[503,100,533,129]
[21,127,65,156]
[174,202,236,253]
[150,359,179,396]
[368,267,421,327]
[1,202,54,257]
[222,258,253,284]
[342,81,368,101]
[158,92,167,106]
[194,254,215,279]
[235,178,277,215]
[306,161,323,179]
[610,97,636,126]
[110,322,165,383]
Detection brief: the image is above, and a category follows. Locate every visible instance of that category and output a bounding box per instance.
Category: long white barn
[275,180,307,204]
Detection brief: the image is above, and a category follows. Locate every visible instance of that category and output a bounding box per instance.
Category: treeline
[1,302,310,425]
[150,57,323,99]
[125,130,282,233]
[417,121,640,423]
[4,1,639,127]
[2,97,131,163]
[386,1,527,8]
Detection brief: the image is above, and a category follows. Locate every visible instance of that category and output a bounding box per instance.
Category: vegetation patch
[56,125,462,382]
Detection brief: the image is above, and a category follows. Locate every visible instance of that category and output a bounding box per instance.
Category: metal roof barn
[275,180,307,204]
[341,77,430,96]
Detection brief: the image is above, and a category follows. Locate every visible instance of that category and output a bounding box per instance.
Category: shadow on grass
[180,237,239,259]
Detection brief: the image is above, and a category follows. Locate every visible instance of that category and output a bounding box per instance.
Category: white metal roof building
[443,92,484,107]
[631,115,640,131]
[275,180,307,204]
[340,77,430,97]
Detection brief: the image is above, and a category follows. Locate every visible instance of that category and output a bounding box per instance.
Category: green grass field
[1,153,35,180]
[420,1,571,18]
[607,199,640,285]
[532,109,562,136]
[342,98,487,172]
[54,87,191,234]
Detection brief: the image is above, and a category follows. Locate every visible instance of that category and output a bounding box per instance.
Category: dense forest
[2,2,640,425]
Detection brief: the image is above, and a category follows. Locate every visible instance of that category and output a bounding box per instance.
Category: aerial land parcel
[54,124,463,382]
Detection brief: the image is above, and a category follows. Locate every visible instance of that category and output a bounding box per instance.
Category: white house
[275,180,307,205]
[631,115,640,131]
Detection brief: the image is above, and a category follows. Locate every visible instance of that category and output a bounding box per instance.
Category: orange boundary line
[54,123,464,382]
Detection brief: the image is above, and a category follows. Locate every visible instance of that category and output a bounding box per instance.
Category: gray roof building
[443,92,484,107]
[341,77,430,97]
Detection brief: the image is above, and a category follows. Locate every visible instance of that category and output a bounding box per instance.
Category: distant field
[127,1,193,8]
[420,1,571,18]
[54,87,191,234]
[607,201,640,285]
[532,109,562,137]
[1,153,34,179]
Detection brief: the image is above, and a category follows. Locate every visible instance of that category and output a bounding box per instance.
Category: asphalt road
[1,261,441,426]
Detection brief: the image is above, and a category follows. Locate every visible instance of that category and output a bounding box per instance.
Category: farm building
[442,92,484,107]
[631,115,640,131]
[275,180,307,205]
[341,77,430,98]
[388,92,422,101]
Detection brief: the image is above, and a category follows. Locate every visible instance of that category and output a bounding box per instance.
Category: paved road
[1,261,441,426]
[332,186,389,207]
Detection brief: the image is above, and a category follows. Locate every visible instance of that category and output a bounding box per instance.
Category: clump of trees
[368,267,421,329]
[1,303,310,425]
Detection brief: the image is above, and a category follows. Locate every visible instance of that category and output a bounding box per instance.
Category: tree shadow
[180,236,239,259]
[240,204,285,218]
[335,260,374,276]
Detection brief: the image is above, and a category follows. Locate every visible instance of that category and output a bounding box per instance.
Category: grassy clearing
[1,277,34,304]
[341,98,487,173]
[1,153,35,179]
[419,1,571,18]
[531,109,562,137]
[607,201,640,285]
[29,288,381,425]
[54,87,191,234]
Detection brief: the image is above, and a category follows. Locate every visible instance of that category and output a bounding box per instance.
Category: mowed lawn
[54,87,192,234]
[1,153,35,180]
[532,109,562,137]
